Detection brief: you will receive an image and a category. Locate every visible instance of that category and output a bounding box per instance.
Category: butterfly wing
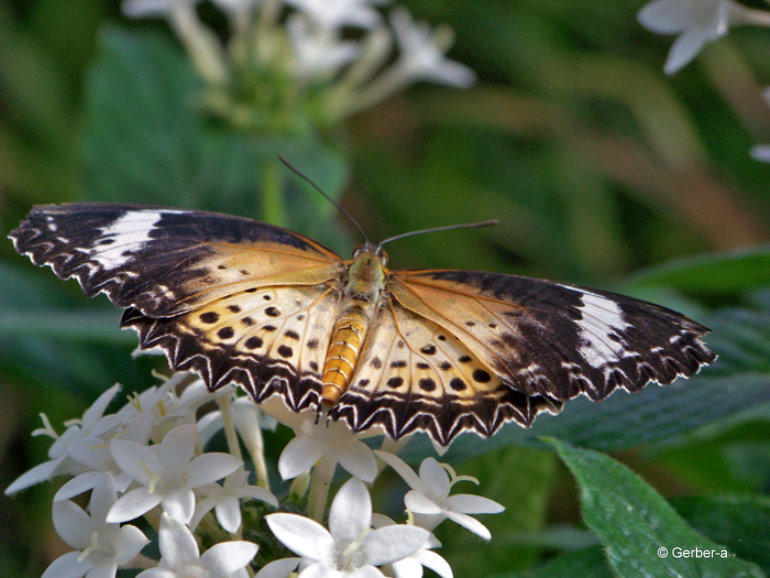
[330,269,714,444]
[329,295,563,445]
[10,203,346,408]
[390,270,715,401]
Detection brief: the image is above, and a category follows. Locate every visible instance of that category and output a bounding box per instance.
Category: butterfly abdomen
[322,251,387,403]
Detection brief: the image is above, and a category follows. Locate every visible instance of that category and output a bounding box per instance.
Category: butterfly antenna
[378,219,499,247]
[278,155,369,243]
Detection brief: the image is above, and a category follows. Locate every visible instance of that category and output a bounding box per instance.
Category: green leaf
[625,246,770,296]
[0,264,154,398]
[546,438,764,578]
[672,494,770,573]
[494,546,612,578]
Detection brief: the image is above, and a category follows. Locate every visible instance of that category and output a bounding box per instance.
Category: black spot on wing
[120,308,322,412]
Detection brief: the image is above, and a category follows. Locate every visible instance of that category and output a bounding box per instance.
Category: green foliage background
[1,0,769,576]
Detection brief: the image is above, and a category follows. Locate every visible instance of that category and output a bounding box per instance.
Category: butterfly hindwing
[329,297,563,445]
[390,270,715,402]
[123,282,341,410]
[9,204,344,317]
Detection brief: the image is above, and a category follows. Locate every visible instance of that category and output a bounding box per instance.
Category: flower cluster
[7,373,504,577]
[122,0,474,131]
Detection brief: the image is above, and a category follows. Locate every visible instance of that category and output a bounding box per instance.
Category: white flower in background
[266,478,430,576]
[5,384,122,495]
[389,7,475,88]
[284,0,388,30]
[107,424,241,523]
[262,398,378,482]
[191,469,278,533]
[42,474,148,578]
[638,0,770,74]
[137,514,259,578]
[376,452,504,540]
[288,14,361,79]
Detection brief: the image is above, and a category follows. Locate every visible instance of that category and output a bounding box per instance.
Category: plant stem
[307,456,336,522]
[216,392,242,461]
[260,156,286,226]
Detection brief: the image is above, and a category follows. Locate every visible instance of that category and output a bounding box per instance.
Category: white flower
[42,474,148,578]
[375,452,504,540]
[390,8,475,88]
[107,424,241,523]
[137,514,259,578]
[197,394,276,449]
[6,385,123,495]
[288,14,361,79]
[263,398,378,482]
[284,0,388,30]
[638,0,770,74]
[191,469,278,533]
[371,515,452,578]
[266,478,430,577]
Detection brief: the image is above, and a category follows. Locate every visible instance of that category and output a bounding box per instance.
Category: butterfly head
[352,243,388,267]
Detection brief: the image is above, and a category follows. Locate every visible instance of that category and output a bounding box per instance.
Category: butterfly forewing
[329,297,563,445]
[390,270,715,402]
[9,204,344,317]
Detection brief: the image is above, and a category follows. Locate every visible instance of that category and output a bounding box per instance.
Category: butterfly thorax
[321,249,388,404]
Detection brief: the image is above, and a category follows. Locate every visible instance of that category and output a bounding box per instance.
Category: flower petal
[106,487,161,523]
[158,514,199,567]
[638,0,694,33]
[255,557,301,578]
[114,524,150,565]
[158,424,197,470]
[53,501,93,550]
[329,478,371,542]
[418,458,450,498]
[161,489,196,523]
[444,511,491,540]
[278,435,326,479]
[404,490,441,515]
[363,525,429,566]
[443,494,504,515]
[188,453,241,487]
[239,485,279,508]
[266,513,333,560]
[5,456,63,494]
[334,439,377,482]
[110,439,161,485]
[41,551,91,578]
[200,541,259,574]
[55,471,111,502]
[414,549,453,578]
[374,451,421,490]
[664,27,712,74]
[215,497,243,533]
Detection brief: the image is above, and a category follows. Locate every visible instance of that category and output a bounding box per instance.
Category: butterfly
[9,203,715,446]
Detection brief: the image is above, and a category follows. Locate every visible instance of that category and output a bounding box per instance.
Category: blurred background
[1,0,769,576]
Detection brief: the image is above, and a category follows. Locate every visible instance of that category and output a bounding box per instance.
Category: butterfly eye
[376,248,388,265]
[352,245,364,259]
